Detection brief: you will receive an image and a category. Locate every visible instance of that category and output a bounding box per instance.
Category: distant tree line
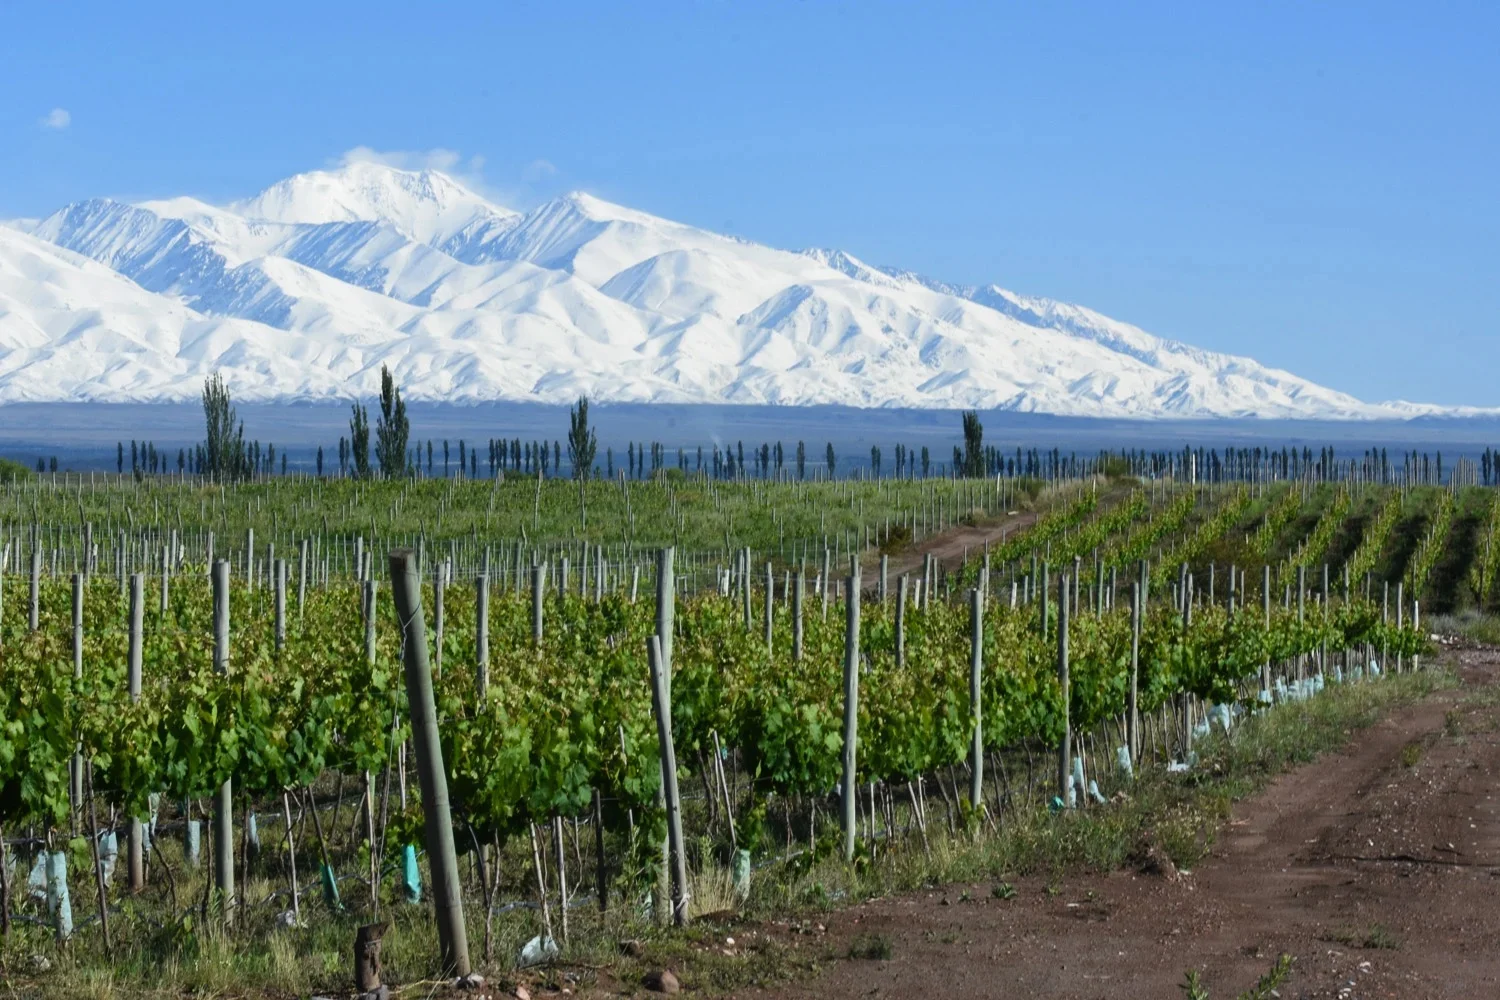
[74,374,1500,486]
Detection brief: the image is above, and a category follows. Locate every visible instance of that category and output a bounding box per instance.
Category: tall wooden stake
[388,549,470,978]
[211,560,236,915]
[841,561,861,860]
[1058,573,1071,807]
[968,587,984,816]
[648,636,687,926]
[127,574,146,893]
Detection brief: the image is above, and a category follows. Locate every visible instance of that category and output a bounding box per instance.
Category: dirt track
[865,508,1042,590]
[747,647,1500,1000]
[868,481,1128,588]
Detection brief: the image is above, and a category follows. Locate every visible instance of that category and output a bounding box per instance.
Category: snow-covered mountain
[0,161,1474,418]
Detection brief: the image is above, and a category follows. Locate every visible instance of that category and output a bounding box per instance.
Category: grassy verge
[0,669,1453,999]
[1429,610,1500,645]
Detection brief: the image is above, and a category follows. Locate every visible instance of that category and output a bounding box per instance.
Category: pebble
[643,969,681,994]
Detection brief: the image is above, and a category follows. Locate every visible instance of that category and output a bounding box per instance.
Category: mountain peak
[2,157,1483,419]
[231,161,516,247]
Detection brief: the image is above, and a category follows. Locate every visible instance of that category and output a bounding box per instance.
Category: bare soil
[868,508,1041,588]
[740,647,1500,1000]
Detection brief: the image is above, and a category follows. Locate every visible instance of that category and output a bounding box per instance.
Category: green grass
[1429,610,1500,645]
[846,933,893,960]
[1400,740,1424,767]
[1322,923,1402,950]
[1182,953,1295,1000]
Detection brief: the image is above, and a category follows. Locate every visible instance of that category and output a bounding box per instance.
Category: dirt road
[868,507,1040,587]
[747,647,1500,1000]
[867,481,1126,589]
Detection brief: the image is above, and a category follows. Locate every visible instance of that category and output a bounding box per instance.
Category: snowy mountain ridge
[0,161,1479,419]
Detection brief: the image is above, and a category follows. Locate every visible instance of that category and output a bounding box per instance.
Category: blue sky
[2,1,1495,406]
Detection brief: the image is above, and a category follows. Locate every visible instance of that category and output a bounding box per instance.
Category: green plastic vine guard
[402,844,422,903]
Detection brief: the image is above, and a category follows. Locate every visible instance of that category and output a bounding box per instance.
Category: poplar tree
[567,396,597,479]
[375,364,410,478]
[349,402,371,479]
[201,372,248,481]
[962,410,985,477]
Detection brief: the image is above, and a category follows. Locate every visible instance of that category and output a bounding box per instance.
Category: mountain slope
[231,161,518,248]
[0,161,1475,418]
[0,226,349,401]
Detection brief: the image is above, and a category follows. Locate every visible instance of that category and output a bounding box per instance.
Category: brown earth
[865,508,1041,590]
[733,646,1500,1000]
[891,508,1040,575]
[866,480,1132,589]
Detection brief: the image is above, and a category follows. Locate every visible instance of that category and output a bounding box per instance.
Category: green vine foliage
[1404,488,1455,598]
[1246,485,1305,562]
[1468,491,1500,610]
[1345,492,1404,583]
[0,546,1429,855]
[1280,487,1352,574]
[1150,488,1252,591]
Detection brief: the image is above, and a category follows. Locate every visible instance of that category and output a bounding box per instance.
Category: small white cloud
[523,158,558,182]
[327,146,543,210]
[39,108,70,130]
[336,146,461,172]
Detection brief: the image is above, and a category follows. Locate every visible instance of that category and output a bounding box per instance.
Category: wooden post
[968,588,984,814]
[1074,554,1083,614]
[1262,564,1272,695]
[841,561,861,860]
[127,573,146,893]
[160,546,169,614]
[274,559,286,654]
[433,560,445,676]
[741,548,752,631]
[475,573,489,701]
[1128,580,1141,766]
[1395,582,1405,673]
[1382,580,1390,673]
[648,635,687,926]
[363,577,378,667]
[1413,600,1421,672]
[1321,563,1330,678]
[763,562,773,651]
[1181,574,1194,756]
[1058,574,1071,807]
[1297,565,1306,685]
[656,548,675,687]
[388,549,470,978]
[354,921,389,994]
[298,538,308,619]
[28,547,39,631]
[821,547,831,619]
[211,560,236,913]
[895,574,910,667]
[793,570,805,662]
[70,574,84,817]
[593,788,608,913]
[531,563,545,648]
